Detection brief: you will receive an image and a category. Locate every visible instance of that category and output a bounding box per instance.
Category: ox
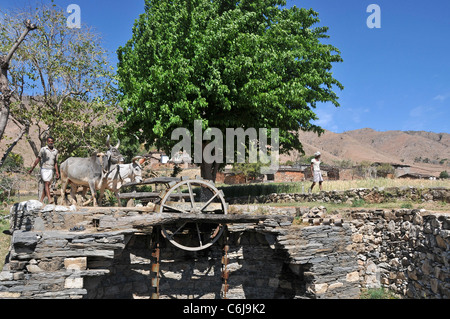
[79,156,145,206]
[60,136,123,206]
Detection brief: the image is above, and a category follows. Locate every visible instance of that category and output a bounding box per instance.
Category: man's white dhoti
[40,168,54,182]
[313,171,323,183]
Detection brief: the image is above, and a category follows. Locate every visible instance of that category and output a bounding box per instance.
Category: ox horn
[132,156,146,165]
[132,156,143,162]
[115,139,120,149]
[106,135,111,147]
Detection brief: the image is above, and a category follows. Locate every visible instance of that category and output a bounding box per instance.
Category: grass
[0,215,10,270]
[360,288,399,299]
[218,178,450,198]
[304,178,450,192]
[265,196,449,213]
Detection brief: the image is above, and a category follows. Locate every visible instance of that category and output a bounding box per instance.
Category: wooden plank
[161,201,224,213]
[118,192,190,200]
[130,213,293,230]
[121,177,180,188]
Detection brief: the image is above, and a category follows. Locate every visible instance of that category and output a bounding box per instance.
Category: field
[306,177,450,192]
[218,177,450,198]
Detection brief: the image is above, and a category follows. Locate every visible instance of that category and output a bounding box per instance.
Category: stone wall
[0,200,448,299]
[0,200,360,299]
[348,209,449,298]
[228,186,450,205]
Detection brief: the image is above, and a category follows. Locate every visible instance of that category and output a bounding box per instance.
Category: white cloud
[409,105,434,118]
[433,94,448,102]
[313,104,340,132]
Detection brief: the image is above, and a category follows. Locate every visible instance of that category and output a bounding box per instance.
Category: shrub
[219,183,304,198]
[0,152,24,173]
[401,202,413,209]
[360,288,398,299]
[351,198,366,207]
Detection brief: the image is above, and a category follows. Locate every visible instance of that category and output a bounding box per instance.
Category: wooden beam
[130,213,293,230]
[118,192,190,200]
[121,177,181,188]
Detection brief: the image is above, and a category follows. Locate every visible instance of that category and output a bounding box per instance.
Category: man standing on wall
[309,151,323,193]
[29,136,59,204]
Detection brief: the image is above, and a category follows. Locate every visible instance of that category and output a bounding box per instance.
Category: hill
[283,128,450,177]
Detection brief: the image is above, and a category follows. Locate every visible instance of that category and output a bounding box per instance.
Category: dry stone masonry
[228,186,450,205]
[0,191,448,299]
[349,209,449,298]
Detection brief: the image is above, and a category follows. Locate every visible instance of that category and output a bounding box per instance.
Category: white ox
[60,136,123,207]
[78,156,145,206]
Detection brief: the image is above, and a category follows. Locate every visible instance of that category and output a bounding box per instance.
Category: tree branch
[0,120,28,169]
[2,20,37,67]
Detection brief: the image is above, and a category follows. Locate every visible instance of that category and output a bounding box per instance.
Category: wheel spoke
[164,222,187,240]
[200,191,220,212]
[187,182,195,208]
[162,203,188,214]
[195,223,203,247]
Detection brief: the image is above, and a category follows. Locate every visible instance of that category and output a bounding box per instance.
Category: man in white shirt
[29,136,59,203]
[309,151,323,193]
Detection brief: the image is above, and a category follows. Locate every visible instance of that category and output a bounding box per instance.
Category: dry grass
[310,178,450,193]
[0,217,10,270]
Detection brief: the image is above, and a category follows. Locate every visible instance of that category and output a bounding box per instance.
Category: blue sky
[1,0,449,134]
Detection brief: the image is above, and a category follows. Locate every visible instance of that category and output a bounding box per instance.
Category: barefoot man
[309,151,323,193]
[29,136,59,204]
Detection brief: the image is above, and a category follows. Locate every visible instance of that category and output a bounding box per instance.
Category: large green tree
[117,0,343,181]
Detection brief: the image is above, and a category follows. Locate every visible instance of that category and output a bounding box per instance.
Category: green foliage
[0,152,24,172]
[115,130,143,163]
[400,202,413,209]
[376,163,394,177]
[219,182,303,198]
[231,161,264,181]
[351,198,366,207]
[117,0,343,163]
[1,4,119,161]
[0,177,16,202]
[440,171,449,179]
[360,288,398,299]
[333,159,353,169]
[352,161,373,178]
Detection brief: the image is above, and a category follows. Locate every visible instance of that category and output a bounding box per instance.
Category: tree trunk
[0,20,37,166]
[200,161,220,182]
[0,65,11,144]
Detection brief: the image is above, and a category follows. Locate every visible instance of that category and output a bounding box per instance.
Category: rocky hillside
[283,128,450,177]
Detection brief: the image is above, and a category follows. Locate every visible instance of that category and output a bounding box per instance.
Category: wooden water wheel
[158,178,227,251]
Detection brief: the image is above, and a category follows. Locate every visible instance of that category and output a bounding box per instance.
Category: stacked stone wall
[348,209,449,298]
[0,200,448,299]
[228,187,450,205]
